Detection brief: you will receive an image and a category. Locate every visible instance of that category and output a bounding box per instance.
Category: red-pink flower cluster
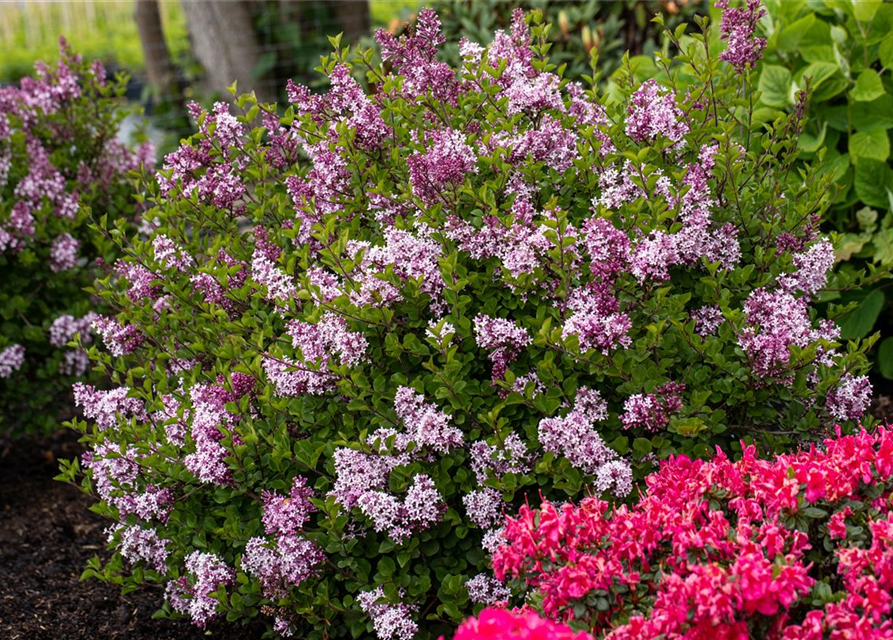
[451,608,592,640]
[492,427,893,639]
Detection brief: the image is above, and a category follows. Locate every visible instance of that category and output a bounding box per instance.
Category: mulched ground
[0,430,264,640]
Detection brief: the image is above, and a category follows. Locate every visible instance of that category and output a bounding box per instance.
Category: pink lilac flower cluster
[92,315,144,356]
[561,283,632,355]
[82,441,173,521]
[465,573,512,606]
[474,314,532,383]
[537,388,632,496]
[357,474,445,542]
[778,238,835,297]
[0,344,25,378]
[108,523,170,573]
[825,373,872,422]
[49,313,95,348]
[375,8,458,107]
[357,586,419,640]
[242,479,324,598]
[717,0,767,70]
[492,427,893,639]
[50,313,95,375]
[691,305,724,336]
[73,383,145,430]
[251,229,296,308]
[183,381,250,486]
[470,433,533,485]
[153,234,194,272]
[619,381,685,432]
[407,128,477,206]
[451,608,592,640]
[157,102,245,211]
[242,535,325,598]
[0,40,149,253]
[387,385,464,453]
[625,79,689,146]
[49,232,80,271]
[265,312,368,397]
[738,288,845,383]
[166,551,235,628]
[464,487,505,529]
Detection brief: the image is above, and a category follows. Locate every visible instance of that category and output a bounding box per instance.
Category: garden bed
[0,430,263,640]
[3,395,891,639]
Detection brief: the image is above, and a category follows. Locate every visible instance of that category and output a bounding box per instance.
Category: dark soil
[0,430,264,640]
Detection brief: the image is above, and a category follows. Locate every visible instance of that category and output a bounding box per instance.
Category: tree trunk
[134,0,176,99]
[179,0,275,103]
[331,0,370,45]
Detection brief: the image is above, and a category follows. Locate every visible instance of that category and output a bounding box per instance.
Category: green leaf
[798,122,827,153]
[849,127,891,164]
[879,337,893,379]
[798,62,840,91]
[853,0,882,22]
[855,160,893,209]
[838,289,885,339]
[777,14,816,52]
[850,69,886,102]
[850,94,893,131]
[881,34,893,69]
[758,65,793,108]
[872,228,893,264]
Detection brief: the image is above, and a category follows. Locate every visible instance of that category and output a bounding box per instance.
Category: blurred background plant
[427,0,706,81]
[754,0,893,392]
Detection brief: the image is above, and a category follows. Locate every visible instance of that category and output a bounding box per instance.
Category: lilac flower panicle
[826,374,872,422]
[261,476,316,536]
[537,387,632,495]
[167,551,235,628]
[465,573,511,605]
[691,305,724,336]
[717,0,767,70]
[73,383,145,430]
[49,232,80,272]
[463,487,504,529]
[620,381,685,432]
[625,80,689,145]
[391,386,463,453]
[242,535,325,598]
[109,524,170,573]
[357,586,419,640]
[92,315,143,356]
[0,344,25,378]
[474,314,531,382]
[357,474,444,542]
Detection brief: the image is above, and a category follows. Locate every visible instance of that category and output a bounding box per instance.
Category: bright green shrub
[64,4,879,639]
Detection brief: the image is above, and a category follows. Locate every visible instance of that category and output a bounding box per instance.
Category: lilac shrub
[64,5,879,640]
[0,39,151,433]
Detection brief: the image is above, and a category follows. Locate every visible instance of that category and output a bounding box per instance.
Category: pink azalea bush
[492,426,893,639]
[0,39,151,433]
[63,3,881,639]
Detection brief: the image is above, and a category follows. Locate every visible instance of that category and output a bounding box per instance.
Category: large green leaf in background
[855,160,893,210]
[849,128,891,165]
[839,289,885,340]
[758,65,793,108]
